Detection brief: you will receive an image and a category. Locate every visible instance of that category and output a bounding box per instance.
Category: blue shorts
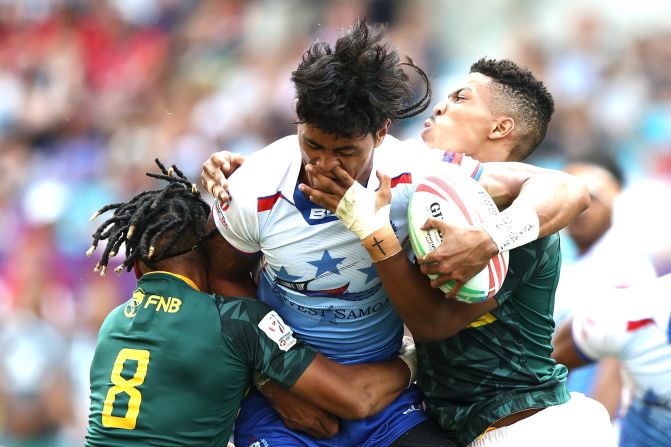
[234,386,427,447]
[619,393,671,447]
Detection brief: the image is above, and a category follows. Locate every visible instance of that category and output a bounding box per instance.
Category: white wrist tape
[398,336,418,388]
[336,181,391,239]
[481,206,540,253]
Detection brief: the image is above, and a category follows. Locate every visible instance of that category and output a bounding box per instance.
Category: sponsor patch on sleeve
[258,311,297,352]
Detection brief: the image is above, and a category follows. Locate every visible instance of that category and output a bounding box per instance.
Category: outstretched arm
[478,161,590,237]
[419,161,589,292]
[288,347,413,420]
[252,349,414,439]
[248,310,416,437]
[252,334,415,438]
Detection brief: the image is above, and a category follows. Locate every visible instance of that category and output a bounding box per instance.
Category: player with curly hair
[84,159,417,446]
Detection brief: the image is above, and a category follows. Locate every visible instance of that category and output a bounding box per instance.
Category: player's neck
[164,266,207,292]
[139,259,208,292]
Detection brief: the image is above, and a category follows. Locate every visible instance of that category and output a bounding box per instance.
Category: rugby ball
[408,165,508,303]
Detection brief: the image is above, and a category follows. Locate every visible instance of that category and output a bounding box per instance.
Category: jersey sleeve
[221,299,318,388]
[570,293,630,361]
[494,234,560,306]
[438,151,483,180]
[407,139,483,181]
[211,165,262,254]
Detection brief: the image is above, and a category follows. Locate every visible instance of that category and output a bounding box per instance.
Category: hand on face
[417,218,498,299]
[299,165,392,214]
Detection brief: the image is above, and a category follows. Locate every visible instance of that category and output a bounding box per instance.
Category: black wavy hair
[567,149,625,187]
[87,159,214,276]
[470,58,555,160]
[292,18,431,138]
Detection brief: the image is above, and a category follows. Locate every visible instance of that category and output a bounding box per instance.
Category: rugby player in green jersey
[84,160,417,446]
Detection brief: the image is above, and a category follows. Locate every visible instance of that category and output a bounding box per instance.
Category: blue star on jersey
[358,265,379,284]
[307,250,346,277]
[275,266,302,282]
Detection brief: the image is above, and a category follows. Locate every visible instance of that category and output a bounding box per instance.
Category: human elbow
[565,172,591,214]
[338,392,375,420]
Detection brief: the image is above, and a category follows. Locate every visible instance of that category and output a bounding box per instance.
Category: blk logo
[309,208,334,220]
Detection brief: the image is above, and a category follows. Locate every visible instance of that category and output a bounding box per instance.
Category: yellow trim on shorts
[476,426,498,441]
[466,312,497,328]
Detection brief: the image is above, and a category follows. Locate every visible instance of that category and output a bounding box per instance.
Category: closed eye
[451,88,467,103]
[337,151,357,157]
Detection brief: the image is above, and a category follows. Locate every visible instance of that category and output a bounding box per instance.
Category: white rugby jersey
[571,274,671,402]
[213,134,482,363]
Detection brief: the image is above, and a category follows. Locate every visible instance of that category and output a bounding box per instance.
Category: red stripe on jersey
[470,161,482,179]
[257,192,281,212]
[319,284,350,295]
[391,173,412,188]
[626,318,655,332]
[427,176,473,225]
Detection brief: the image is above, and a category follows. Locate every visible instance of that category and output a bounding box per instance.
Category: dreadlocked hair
[292,18,431,139]
[86,159,214,276]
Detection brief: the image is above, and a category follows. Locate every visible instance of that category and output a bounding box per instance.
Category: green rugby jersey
[86,272,316,447]
[417,234,570,445]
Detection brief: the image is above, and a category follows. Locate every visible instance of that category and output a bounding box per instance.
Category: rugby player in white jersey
[553,274,671,446]
[203,21,589,447]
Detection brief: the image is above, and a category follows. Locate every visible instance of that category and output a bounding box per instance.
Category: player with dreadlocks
[86,159,211,277]
[84,159,417,447]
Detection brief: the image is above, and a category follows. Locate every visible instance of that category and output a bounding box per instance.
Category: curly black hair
[470,58,555,160]
[292,18,431,139]
[87,159,214,276]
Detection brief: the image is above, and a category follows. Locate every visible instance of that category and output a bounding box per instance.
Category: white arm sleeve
[211,168,262,254]
[570,291,631,361]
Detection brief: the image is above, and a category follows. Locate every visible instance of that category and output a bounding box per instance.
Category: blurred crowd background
[0,0,670,445]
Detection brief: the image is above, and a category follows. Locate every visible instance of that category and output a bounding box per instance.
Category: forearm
[276,355,410,420]
[373,253,458,342]
[517,172,590,237]
[482,163,590,238]
[305,358,410,419]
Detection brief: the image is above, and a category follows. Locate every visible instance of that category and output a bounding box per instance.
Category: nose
[313,152,340,172]
[432,101,447,116]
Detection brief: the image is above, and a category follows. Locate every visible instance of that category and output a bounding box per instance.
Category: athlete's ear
[374,120,391,147]
[133,261,143,280]
[489,116,514,141]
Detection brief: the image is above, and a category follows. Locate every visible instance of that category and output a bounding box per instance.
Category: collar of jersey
[142,271,200,291]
